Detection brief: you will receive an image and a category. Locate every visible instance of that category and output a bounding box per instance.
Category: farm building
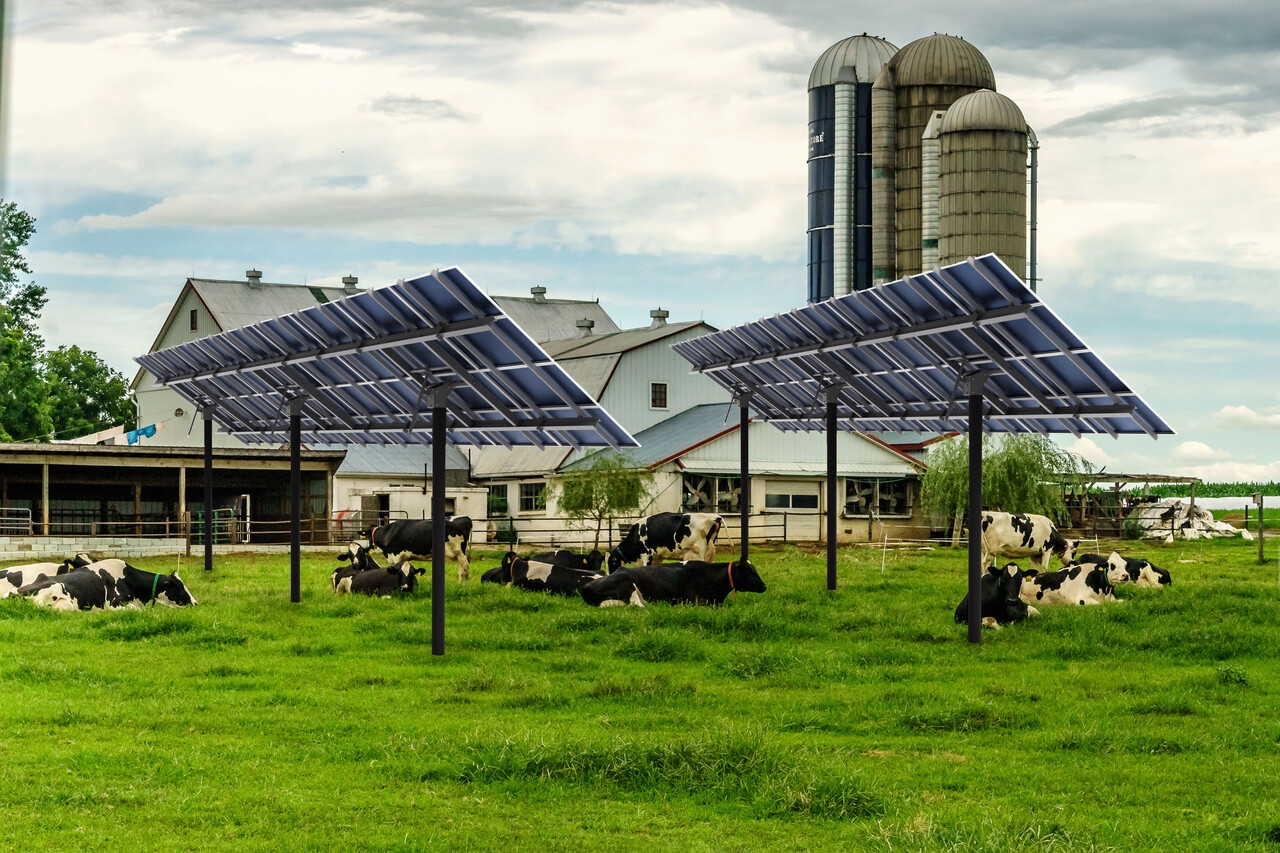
[0,441,344,560]
[553,403,928,545]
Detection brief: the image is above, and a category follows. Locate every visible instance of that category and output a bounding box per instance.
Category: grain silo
[806,34,898,302]
[937,89,1028,278]
[886,34,996,278]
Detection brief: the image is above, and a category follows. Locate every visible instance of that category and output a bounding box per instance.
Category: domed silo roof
[941,89,1026,133]
[809,34,899,90]
[889,33,995,89]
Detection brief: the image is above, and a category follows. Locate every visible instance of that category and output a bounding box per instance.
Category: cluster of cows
[0,555,198,611]
[336,511,766,607]
[958,511,1172,629]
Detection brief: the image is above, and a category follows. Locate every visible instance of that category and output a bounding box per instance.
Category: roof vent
[342,274,359,295]
[246,269,263,287]
[649,308,669,328]
[530,285,547,302]
[576,318,595,337]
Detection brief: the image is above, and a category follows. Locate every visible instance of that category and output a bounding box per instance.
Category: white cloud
[1215,405,1280,430]
[1173,440,1232,462]
[290,42,365,62]
[1067,436,1114,467]
[1168,459,1280,483]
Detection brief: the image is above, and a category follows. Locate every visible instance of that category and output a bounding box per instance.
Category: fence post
[782,512,788,544]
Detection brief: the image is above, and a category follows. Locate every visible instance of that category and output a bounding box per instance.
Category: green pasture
[2,538,1279,852]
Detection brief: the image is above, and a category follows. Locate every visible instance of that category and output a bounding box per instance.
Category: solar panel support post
[825,385,841,592]
[963,370,996,644]
[427,383,455,657]
[201,405,215,573]
[737,391,752,564]
[289,395,306,604]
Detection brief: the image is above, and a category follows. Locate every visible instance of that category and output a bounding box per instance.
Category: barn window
[488,484,509,516]
[190,309,198,331]
[519,482,546,513]
[845,478,913,517]
[650,382,668,409]
[682,474,741,514]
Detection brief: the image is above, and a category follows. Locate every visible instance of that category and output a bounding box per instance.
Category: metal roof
[337,442,470,477]
[190,278,351,333]
[888,33,996,89]
[135,268,639,450]
[671,255,1174,438]
[491,294,620,342]
[541,321,711,359]
[808,34,898,89]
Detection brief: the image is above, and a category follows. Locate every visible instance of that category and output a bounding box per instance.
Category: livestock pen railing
[484,514,796,551]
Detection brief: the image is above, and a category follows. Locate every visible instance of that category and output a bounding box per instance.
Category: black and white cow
[482,551,605,596]
[1019,559,1121,607]
[953,562,1038,629]
[1075,551,1171,588]
[335,542,383,573]
[607,512,723,572]
[17,560,197,611]
[370,517,472,582]
[979,511,1077,572]
[0,554,94,598]
[580,559,766,607]
[332,558,423,596]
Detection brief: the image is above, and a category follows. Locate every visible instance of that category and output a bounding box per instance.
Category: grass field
[3,538,1279,852]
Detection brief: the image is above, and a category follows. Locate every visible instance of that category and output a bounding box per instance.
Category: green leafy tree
[0,201,52,441]
[45,345,136,438]
[921,433,1093,535]
[551,453,654,549]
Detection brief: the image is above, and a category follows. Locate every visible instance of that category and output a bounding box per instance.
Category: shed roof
[542,321,711,359]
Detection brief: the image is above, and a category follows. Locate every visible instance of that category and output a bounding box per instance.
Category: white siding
[597,328,732,434]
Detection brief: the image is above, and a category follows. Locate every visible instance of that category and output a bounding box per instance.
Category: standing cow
[608,512,723,572]
[370,517,472,582]
[978,512,1077,572]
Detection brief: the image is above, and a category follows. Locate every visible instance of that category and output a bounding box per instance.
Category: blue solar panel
[135,268,638,449]
[671,255,1174,438]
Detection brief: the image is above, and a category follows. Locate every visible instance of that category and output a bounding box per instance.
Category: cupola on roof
[940,89,1026,133]
[808,33,899,89]
[888,33,995,89]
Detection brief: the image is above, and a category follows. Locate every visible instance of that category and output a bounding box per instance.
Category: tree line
[1,201,135,442]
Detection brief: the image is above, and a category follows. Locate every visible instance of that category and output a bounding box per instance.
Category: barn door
[360,494,383,532]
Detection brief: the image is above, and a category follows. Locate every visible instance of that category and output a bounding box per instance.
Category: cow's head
[389,561,425,593]
[608,525,644,572]
[992,562,1030,623]
[155,570,198,608]
[1056,538,1079,565]
[728,560,767,594]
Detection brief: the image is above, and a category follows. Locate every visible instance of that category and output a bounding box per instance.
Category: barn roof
[541,321,712,359]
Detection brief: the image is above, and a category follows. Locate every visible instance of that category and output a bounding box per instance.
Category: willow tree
[921,433,1092,536]
[551,453,653,550]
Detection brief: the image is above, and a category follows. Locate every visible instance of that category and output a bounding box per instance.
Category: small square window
[190,309,198,331]
[650,382,668,409]
[519,482,545,513]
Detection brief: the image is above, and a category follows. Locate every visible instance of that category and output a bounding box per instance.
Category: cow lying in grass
[480,550,605,595]
[17,559,197,611]
[580,559,766,607]
[1075,552,1171,588]
[1019,559,1121,607]
[331,544,422,596]
[0,554,94,598]
[953,562,1038,629]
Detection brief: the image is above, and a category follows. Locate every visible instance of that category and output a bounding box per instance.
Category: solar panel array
[672,255,1173,438]
[135,268,638,449]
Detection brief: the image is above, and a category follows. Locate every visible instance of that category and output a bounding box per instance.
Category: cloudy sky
[3,0,1278,482]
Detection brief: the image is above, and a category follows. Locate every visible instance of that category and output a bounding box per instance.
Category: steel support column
[825,386,840,591]
[203,407,215,573]
[964,370,995,644]
[738,392,751,563]
[289,396,304,603]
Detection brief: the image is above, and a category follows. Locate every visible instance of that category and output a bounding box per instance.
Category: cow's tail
[709,516,723,543]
